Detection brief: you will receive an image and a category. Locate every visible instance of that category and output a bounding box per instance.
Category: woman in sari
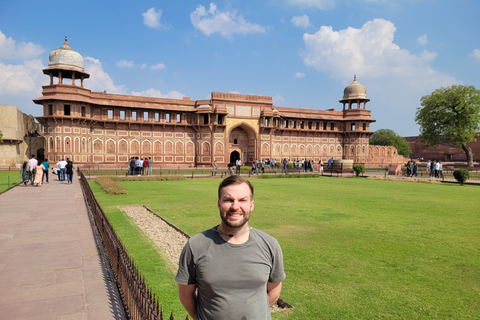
[34,162,45,187]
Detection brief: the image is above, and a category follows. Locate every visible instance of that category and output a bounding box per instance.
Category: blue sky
[1,0,479,136]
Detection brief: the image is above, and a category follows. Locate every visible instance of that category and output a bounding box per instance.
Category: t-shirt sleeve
[175,240,196,285]
[269,239,286,284]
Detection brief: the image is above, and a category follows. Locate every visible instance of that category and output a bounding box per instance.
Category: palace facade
[34,38,404,169]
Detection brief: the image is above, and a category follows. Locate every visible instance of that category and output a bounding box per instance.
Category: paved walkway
[0,176,126,320]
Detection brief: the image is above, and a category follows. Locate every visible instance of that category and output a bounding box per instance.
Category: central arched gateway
[227,122,258,165]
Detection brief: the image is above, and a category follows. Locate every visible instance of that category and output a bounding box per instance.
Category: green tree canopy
[369,129,412,157]
[415,85,480,167]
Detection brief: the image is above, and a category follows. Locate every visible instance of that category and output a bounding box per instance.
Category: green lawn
[90,177,480,319]
[0,170,23,193]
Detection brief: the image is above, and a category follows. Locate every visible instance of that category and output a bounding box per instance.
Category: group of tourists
[128,156,153,175]
[20,155,74,186]
[427,159,443,178]
[405,161,418,177]
[223,157,325,176]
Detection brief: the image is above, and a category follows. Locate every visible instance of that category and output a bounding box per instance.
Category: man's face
[218,183,254,229]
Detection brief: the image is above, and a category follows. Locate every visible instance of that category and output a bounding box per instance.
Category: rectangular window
[166,113,170,123]
[363,123,366,131]
[300,121,304,129]
[292,121,296,129]
[177,113,181,123]
[48,104,53,116]
[218,115,224,125]
[132,111,137,121]
[81,106,86,117]
[351,123,356,131]
[108,109,113,119]
[144,111,149,121]
[316,122,319,130]
[284,120,288,128]
[331,123,335,130]
[203,114,209,124]
[64,105,70,116]
[264,118,268,126]
[120,110,126,120]
[155,112,159,122]
[323,122,327,130]
[308,122,312,129]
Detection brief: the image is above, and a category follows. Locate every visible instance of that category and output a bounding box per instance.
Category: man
[41,159,50,183]
[235,158,241,175]
[57,158,68,181]
[135,157,143,175]
[27,155,38,184]
[176,176,285,320]
[148,157,153,175]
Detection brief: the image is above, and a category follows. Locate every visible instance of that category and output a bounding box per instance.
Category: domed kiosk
[43,36,89,87]
[340,75,369,111]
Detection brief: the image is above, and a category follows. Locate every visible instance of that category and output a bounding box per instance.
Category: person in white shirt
[57,159,68,181]
[27,155,38,184]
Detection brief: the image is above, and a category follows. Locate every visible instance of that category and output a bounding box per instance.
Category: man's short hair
[218,175,254,199]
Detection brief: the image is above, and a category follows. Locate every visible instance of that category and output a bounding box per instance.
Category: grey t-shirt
[176,227,286,320]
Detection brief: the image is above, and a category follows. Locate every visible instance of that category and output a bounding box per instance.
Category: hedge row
[95,176,128,195]
[258,173,320,179]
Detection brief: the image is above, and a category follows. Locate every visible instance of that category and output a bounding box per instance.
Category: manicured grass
[0,170,23,193]
[90,177,480,319]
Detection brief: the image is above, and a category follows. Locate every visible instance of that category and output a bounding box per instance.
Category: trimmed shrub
[353,164,365,177]
[95,176,128,194]
[453,169,470,186]
[287,163,294,169]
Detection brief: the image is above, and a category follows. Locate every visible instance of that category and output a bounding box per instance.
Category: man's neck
[217,223,251,244]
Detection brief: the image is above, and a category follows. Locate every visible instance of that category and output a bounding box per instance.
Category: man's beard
[221,210,250,229]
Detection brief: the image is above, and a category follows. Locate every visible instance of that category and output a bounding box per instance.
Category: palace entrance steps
[0,177,125,320]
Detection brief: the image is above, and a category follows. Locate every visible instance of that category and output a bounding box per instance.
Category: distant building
[0,105,44,168]
[406,136,480,162]
[32,37,406,169]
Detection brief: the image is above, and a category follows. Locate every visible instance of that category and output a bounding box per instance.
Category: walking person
[143,157,149,176]
[19,161,30,186]
[33,162,45,187]
[176,176,285,320]
[41,159,50,183]
[27,155,38,185]
[148,157,153,175]
[65,158,74,184]
[57,158,67,181]
[235,158,241,175]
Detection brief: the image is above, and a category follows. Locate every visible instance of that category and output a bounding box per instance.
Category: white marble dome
[343,75,367,100]
[48,36,84,71]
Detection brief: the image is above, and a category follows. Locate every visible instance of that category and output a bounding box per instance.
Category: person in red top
[143,158,149,176]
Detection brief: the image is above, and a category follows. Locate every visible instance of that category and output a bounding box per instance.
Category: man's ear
[217,199,221,209]
[250,200,255,212]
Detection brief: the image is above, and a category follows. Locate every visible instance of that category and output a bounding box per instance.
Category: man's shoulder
[250,228,281,246]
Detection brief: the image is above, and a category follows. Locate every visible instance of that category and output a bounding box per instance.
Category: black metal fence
[78,168,187,320]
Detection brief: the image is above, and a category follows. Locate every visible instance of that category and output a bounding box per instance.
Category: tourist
[129,157,136,175]
[176,175,285,320]
[33,162,45,187]
[19,161,30,186]
[135,157,143,175]
[438,161,443,178]
[412,161,418,177]
[319,160,324,174]
[27,155,38,185]
[148,157,153,175]
[41,159,50,183]
[434,160,440,178]
[213,160,218,176]
[406,161,412,177]
[426,160,431,175]
[430,159,435,177]
[143,157,149,176]
[65,158,74,184]
[235,158,241,175]
[57,158,68,181]
[251,160,258,175]
[282,158,287,174]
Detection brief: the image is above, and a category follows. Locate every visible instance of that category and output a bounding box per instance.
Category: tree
[369,129,412,157]
[416,85,480,167]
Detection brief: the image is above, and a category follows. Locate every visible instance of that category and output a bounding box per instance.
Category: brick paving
[0,176,126,320]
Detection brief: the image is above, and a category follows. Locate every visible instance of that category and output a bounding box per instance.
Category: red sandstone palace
[34,38,406,169]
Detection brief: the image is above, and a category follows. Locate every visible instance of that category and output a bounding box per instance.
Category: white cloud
[469,49,480,61]
[285,0,335,10]
[294,72,305,79]
[84,57,126,94]
[142,7,170,30]
[190,3,266,38]
[116,59,135,68]
[0,30,44,60]
[131,89,184,99]
[0,59,45,95]
[151,63,166,70]
[417,33,427,45]
[291,15,311,29]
